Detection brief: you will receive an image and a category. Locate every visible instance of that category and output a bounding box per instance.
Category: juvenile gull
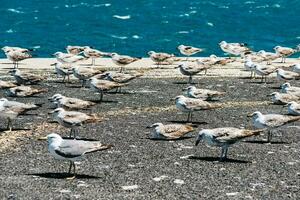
[148,123,194,140]
[219,41,250,56]
[40,133,112,178]
[254,63,276,83]
[274,46,299,63]
[257,50,280,65]
[82,46,110,66]
[6,86,48,97]
[185,86,225,100]
[148,51,174,68]
[53,52,86,64]
[268,92,300,105]
[0,98,38,131]
[2,46,32,68]
[248,111,300,142]
[176,62,209,84]
[51,63,73,83]
[195,127,263,161]
[50,108,103,138]
[286,101,300,116]
[110,53,140,72]
[9,69,44,85]
[276,68,299,81]
[89,77,126,101]
[0,80,17,89]
[49,94,96,110]
[175,95,221,122]
[66,45,85,55]
[72,66,103,87]
[177,45,204,60]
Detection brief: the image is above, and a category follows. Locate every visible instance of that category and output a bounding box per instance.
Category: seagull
[257,50,280,65]
[175,95,221,122]
[72,66,103,87]
[253,63,277,83]
[110,53,140,72]
[195,127,263,161]
[53,52,86,64]
[0,98,38,131]
[2,46,32,68]
[219,41,250,56]
[177,45,204,60]
[185,86,225,100]
[49,108,103,138]
[51,63,73,83]
[147,123,194,140]
[281,83,300,94]
[286,101,300,116]
[66,45,85,55]
[48,94,96,110]
[89,77,126,102]
[291,63,300,73]
[6,86,47,97]
[276,68,299,81]
[244,57,256,78]
[40,133,112,179]
[82,46,110,66]
[0,80,17,89]
[148,51,174,68]
[268,92,300,105]
[274,46,298,63]
[9,69,44,85]
[176,62,208,84]
[248,111,300,142]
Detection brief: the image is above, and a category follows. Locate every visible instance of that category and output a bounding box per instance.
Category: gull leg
[99,90,104,102]
[119,67,124,73]
[69,129,73,138]
[6,118,12,132]
[188,76,192,84]
[67,75,70,83]
[220,146,228,161]
[67,161,76,180]
[68,161,73,174]
[62,76,66,83]
[187,112,191,122]
[267,130,273,143]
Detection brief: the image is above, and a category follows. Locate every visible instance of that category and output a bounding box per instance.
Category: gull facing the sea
[177,45,204,60]
[147,123,194,140]
[195,127,263,161]
[83,46,110,66]
[110,53,140,72]
[248,111,300,142]
[40,133,112,179]
[148,51,174,68]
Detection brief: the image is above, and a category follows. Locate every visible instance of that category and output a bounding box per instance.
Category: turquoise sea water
[1,0,300,57]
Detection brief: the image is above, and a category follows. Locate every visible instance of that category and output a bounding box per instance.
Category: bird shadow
[143,136,194,141]
[172,81,195,85]
[167,120,208,125]
[61,136,99,141]
[269,86,281,89]
[242,140,289,144]
[89,99,118,104]
[188,156,250,163]
[249,81,275,85]
[27,172,100,179]
[65,85,84,89]
[106,91,133,95]
[0,127,31,132]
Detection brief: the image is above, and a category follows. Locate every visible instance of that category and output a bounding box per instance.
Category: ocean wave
[93,3,111,7]
[6,29,14,33]
[113,15,131,20]
[111,35,128,40]
[207,22,214,27]
[132,35,141,39]
[177,31,189,34]
[7,8,24,14]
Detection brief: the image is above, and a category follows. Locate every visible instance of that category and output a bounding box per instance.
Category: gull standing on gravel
[53,52,86,64]
[281,83,300,94]
[72,66,103,87]
[66,45,85,55]
[286,102,300,116]
[0,98,38,131]
[248,111,300,142]
[254,63,277,83]
[2,46,32,68]
[0,80,17,89]
[40,133,112,179]
[9,69,44,85]
[195,127,263,161]
[175,95,221,122]
[276,68,299,81]
[274,46,299,63]
[291,63,300,73]
[268,92,300,105]
[177,45,204,60]
[51,63,73,83]
[148,51,174,68]
[6,86,47,97]
[83,46,110,66]
[147,123,194,140]
[244,57,256,78]
[110,53,140,72]
[50,108,103,138]
[176,62,208,84]
[185,86,225,100]
[219,41,250,56]
[49,94,96,110]
[89,77,126,101]
[257,50,280,65]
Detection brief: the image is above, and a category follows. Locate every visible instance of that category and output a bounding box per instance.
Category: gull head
[53,52,63,57]
[273,46,281,51]
[1,46,11,53]
[281,82,291,89]
[110,53,118,57]
[0,98,8,103]
[147,123,163,129]
[174,95,185,101]
[184,86,196,92]
[195,129,211,146]
[247,111,262,118]
[8,69,18,75]
[257,50,266,55]
[209,54,217,59]
[147,51,155,56]
[286,101,297,107]
[49,94,63,101]
[46,133,63,145]
[219,41,226,46]
[177,45,184,50]
[49,107,64,115]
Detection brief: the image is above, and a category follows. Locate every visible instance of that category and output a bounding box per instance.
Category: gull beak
[170,97,176,102]
[247,113,254,117]
[146,125,153,129]
[195,135,202,146]
[37,136,47,141]
[48,110,55,114]
[182,87,188,91]
[50,63,56,66]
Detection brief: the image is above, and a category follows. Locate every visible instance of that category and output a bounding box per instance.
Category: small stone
[122,185,139,190]
[174,179,184,185]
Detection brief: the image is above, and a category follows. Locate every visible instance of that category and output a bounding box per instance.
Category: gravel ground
[0,73,299,199]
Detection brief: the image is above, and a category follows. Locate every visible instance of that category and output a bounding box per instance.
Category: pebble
[153,175,168,182]
[122,185,139,190]
[174,179,184,185]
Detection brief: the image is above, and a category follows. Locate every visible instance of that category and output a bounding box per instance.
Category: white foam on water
[113,15,131,20]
